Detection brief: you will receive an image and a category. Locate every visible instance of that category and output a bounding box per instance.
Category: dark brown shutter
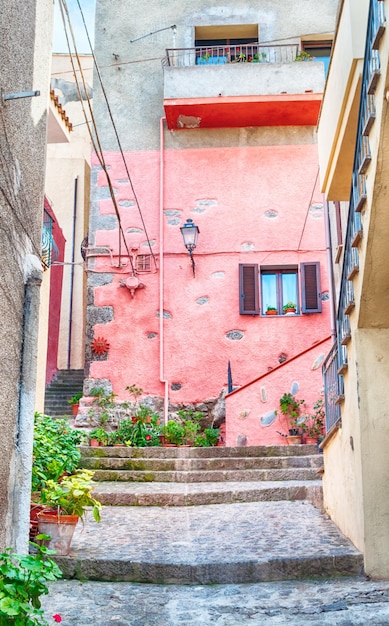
[239,264,259,314]
[301,262,322,313]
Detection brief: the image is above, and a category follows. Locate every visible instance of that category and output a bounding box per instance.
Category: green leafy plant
[39,469,102,522]
[278,392,305,435]
[0,539,62,625]
[294,50,314,61]
[162,420,185,445]
[89,387,117,425]
[88,427,109,445]
[266,306,277,311]
[301,397,326,439]
[32,413,83,493]
[68,392,82,406]
[283,302,297,312]
[204,427,220,447]
[183,420,200,445]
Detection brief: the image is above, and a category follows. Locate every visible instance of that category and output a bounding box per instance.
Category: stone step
[92,479,323,507]
[80,454,323,472]
[88,467,321,482]
[53,501,364,584]
[80,444,319,459]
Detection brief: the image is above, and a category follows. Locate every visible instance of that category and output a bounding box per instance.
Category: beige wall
[42,54,92,376]
[318,0,369,199]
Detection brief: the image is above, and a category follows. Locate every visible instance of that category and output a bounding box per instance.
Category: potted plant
[204,427,220,447]
[68,392,83,416]
[88,426,109,447]
[294,50,314,61]
[301,397,325,443]
[161,420,184,446]
[283,301,297,314]
[278,392,305,443]
[183,419,200,446]
[266,306,278,316]
[37,469,102,556]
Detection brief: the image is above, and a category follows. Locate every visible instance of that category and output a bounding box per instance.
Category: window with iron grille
[137,254,152,272]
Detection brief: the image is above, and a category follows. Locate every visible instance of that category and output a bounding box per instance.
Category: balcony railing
[322,342,343,431]
[41,209,59,269]
[164,43,299,67]
[323,0,386,429]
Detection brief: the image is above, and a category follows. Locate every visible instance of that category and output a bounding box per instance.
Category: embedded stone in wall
[260,386,267,402]
[164,209,182,216]
[171,383,182,391]
[311,353,324,370]
[226,330,244,341]
[126,227,144,233]
[237,435,247,446]
[88,273,114,288]
[196,297,209,306]
[156,310,172,319]
[116,179,129,184]
[147,332,157,339]
[264,210,278,218]
[290,381,299,395]
[260,410,277,427]
[321,291,330,301]
[309,203,324,218]
[88,305,114,325]
[92,214,118,231]
[96,185,117,200]
[241,242,255,252]
[211,271,225,278]
[192,199,217,213]
[142,240,156,247]
[119,200,135,207]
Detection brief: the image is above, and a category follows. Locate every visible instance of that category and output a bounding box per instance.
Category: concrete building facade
[83,1,337,441]
[318,0,389,577]
[0,0,54,551]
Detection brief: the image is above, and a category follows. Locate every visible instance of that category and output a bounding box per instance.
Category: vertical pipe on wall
[324,196,337,342]
[11,259,42,552]
[67,176,78,369]
[160,117,169,424]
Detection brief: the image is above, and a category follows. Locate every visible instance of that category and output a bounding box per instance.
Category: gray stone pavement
[42,577,389,625]
[52,501,363,583]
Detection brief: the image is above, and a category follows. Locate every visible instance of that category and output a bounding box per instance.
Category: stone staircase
[44,369,84,418]
[53,444,364,584]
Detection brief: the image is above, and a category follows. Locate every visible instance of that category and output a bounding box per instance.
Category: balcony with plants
[162,43,327,130]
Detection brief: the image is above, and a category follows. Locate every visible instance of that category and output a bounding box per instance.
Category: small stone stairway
[53,445,364,584]
[44,369,84,418]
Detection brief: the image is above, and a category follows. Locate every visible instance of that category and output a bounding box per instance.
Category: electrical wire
[74,0,158,271]
[58,0,135,272]
[297,166,321,251]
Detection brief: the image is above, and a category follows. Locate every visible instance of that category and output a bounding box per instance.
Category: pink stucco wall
[225,336,332,446]
[89,143,331,411]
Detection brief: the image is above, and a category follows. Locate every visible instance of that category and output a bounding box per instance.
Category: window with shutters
[239,262,321,315]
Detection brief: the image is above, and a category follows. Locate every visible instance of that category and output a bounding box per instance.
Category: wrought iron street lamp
[180,218,200,276]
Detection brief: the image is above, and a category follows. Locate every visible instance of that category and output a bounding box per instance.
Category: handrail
[164,43,300,67]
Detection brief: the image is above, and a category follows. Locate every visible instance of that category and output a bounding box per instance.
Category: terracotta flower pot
[71,403,79,416]
[89,439,99,447]
[287,435,302,445]
[37,510,79,556]
[266,310,277,315]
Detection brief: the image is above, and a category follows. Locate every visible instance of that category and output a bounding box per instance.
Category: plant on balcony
[294,50,314,62]
[266,305,278,315]
[283,302,297,314]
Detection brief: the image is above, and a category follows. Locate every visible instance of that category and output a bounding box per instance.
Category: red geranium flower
[145,435,152,441]
[53,616,62,623]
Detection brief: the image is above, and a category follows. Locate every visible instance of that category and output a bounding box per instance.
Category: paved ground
[42,577,389,625]
[51,501,363,583]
